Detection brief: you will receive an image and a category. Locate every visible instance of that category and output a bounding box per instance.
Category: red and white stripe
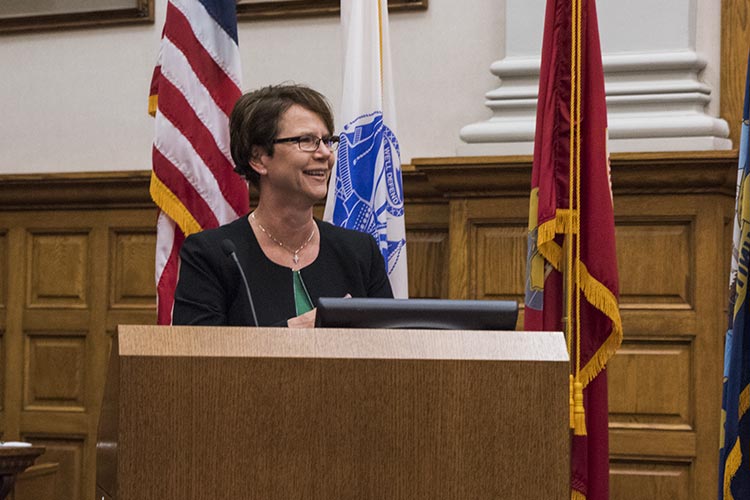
[150,0,248,324]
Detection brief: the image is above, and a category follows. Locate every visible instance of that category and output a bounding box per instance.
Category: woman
[172,84,393,327]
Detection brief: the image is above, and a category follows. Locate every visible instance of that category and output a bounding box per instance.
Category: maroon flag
[524,0,622,499]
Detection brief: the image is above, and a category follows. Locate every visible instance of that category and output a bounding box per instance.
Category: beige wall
[0,0,502,174]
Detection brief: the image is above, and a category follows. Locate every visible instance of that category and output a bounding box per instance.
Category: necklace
[250,212,315,266]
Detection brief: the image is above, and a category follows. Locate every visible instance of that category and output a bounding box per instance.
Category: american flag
[149,0,249,324]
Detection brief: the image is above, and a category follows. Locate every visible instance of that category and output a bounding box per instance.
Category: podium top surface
[117,325,568,362]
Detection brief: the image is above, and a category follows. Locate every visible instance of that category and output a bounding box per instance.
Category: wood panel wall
[0,151,736,500]
[411,151,735,500]
[0,173,158,500]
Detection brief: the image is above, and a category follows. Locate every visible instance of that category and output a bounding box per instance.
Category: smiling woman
[172,84,394,328]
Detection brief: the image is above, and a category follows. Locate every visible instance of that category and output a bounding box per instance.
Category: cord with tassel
[573,379,587,435]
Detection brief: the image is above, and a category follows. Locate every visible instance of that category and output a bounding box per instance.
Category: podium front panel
[113,326,569,500]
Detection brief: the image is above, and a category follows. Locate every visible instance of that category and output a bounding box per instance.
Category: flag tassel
[569,374,576,429]
[573,380,587,436]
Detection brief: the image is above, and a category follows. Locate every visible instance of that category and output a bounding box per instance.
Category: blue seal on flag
[332,111,406,273]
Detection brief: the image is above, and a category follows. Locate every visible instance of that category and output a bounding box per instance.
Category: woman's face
[254,104,335,205]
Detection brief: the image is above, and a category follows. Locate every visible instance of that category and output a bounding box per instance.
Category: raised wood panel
[473,224,527,301]
[22,310,91,332]
[608,339,692,429]
[24,333,87,411]
[610,428,696,459]
[0,232,5,413]
[21,413,90,437]
[0,231,6,310]
[610,460,690,500]
[23,435,84,500]
[109,229,156,308]
[27,232,90,308]
[10,462,60,500]
[0,331,4,413]
[442,193,530,301]
[0,230,5,419]
[615,221,692,308]
[619,310,697,342]
[405,229,448,298]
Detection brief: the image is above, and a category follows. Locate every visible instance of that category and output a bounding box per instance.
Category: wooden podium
[96,325,569,500]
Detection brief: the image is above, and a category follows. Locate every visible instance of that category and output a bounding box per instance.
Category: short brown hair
[229,84,335,187]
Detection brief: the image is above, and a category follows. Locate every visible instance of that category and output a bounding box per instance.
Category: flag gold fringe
[150,171,202,236]
[535,208,623,389]
[724,437,741,500]
[571,489,586,500]
[537,209,578,247]
[148,94,158,117]
[574,258,623,386]
[740,384,750,416]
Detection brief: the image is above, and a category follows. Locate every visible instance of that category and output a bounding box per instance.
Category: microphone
[221,239,259,327]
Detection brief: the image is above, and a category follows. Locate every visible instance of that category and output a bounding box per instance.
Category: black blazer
[172,215,393,326]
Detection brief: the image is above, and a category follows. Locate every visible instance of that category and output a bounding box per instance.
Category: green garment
[293,270,314,316]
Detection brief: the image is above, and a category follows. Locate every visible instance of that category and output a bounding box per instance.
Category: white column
[458,0,730,155]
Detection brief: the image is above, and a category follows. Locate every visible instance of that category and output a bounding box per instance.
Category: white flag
[324,0,408,298]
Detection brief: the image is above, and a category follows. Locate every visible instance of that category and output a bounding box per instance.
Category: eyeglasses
[272,134,340,152]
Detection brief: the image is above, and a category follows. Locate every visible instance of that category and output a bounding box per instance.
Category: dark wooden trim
[0,166,442,211]
[0,0,153,35]
[0,171,152,210]
[411,151,738,198]
[237,0,427,22]
[0,150,737,210]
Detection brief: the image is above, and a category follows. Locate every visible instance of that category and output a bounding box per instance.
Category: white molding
[460,51,731,153]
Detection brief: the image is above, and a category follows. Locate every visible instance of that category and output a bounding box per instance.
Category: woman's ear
[248,145,268,175]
